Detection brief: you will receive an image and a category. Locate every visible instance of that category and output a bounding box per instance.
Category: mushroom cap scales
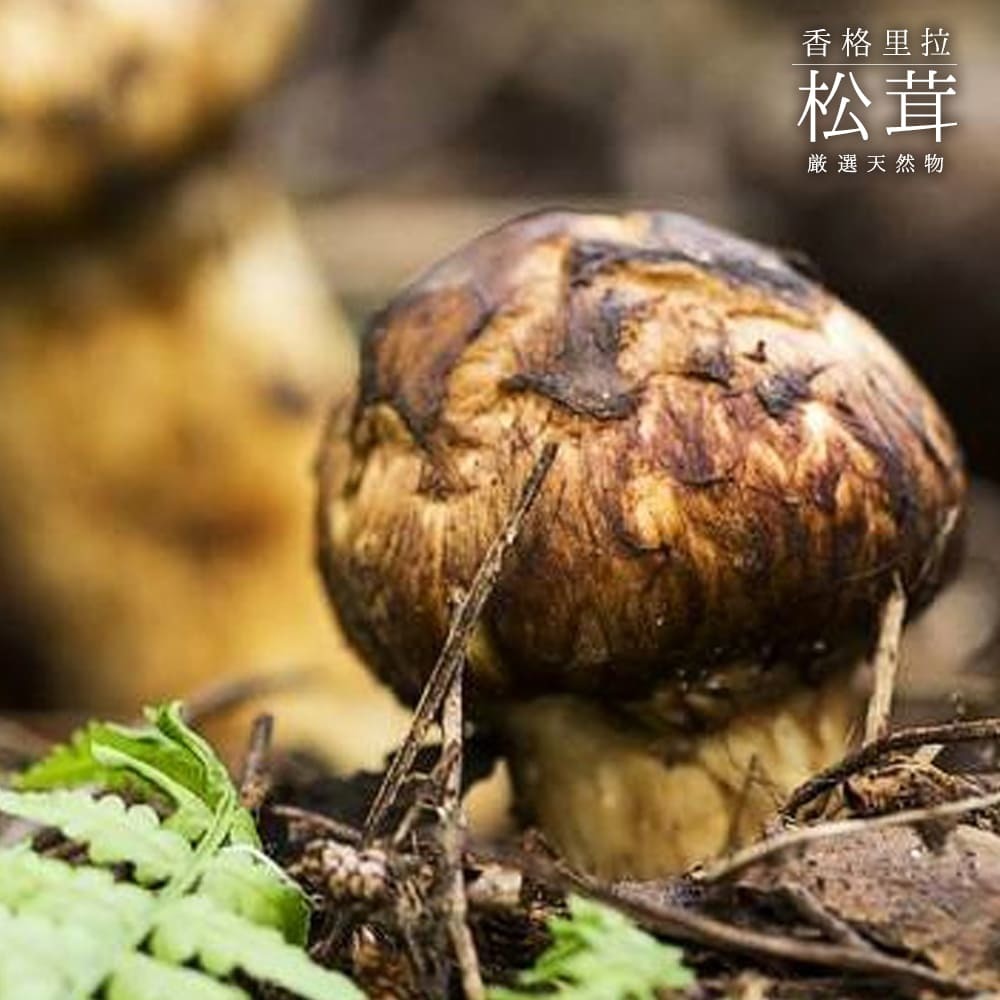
[317,211,965,710]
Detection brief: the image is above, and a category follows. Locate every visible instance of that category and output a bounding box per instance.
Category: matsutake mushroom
[316,211,966,877]
[0,160,407,769]
[0,0,307,218]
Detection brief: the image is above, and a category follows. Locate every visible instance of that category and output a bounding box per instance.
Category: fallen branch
[464,847,974,995]
[603,880,971,996]
[778,882,877,954]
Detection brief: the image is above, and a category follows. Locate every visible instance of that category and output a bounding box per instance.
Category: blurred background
[0,0,997,774]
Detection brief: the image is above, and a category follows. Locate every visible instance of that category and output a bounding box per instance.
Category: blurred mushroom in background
[0,160,409,767]
[0,0,308,220]
[0,0,409,769]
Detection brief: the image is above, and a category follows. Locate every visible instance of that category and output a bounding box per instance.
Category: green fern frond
[150,894,361,999]
[199,844,310,943]
[0,904,109,1000]
[107,953,245,1000]
[0,854,154,999]
[0,703,364,1000]
[0,848,153,937]
[488,896,694,1000]
[15,723,126,793]
[0,789,191,884]
[17,703,257,846]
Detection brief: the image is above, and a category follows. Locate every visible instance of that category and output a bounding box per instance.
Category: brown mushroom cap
[0,0,307,217]
[317,211,966,711]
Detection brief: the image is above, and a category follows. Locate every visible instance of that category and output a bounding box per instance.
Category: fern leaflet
[0,704,364,1000]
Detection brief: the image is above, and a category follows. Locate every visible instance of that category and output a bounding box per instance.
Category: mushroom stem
[502,668,862,879]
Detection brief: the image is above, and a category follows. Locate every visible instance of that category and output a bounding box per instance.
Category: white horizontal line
[793,63,957,66]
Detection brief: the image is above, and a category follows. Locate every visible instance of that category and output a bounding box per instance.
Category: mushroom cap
[317,211,966,708]
[0,0,307,217]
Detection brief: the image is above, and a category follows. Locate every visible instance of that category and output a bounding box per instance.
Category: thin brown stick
[362,442,558,841]
[864,576,906,744]
[779,882,876,953]
[182,667,321,725]
[699,787,1000,883]
[239,714,274,813]
[440,668,485,1000]
[783,717,1000,816]
[491,851,972,995]
[269,803,362,846]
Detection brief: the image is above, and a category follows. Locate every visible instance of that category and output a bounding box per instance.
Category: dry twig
[362,442,558,841]
[463,847,973,995]
[439,669,485,999]
[604,880,971,996]
[239,713,274,814]
[502,858,973,996]
[270,804,362,847]
[698,787,1000,883]
[783,717,1000,816]
[863,576,906,744]
[778,883,876,953]
[462,836,975,993]
[182,668,321,726]
[311,441,558,996]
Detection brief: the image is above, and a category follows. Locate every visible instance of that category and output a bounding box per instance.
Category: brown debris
[736,823,1000,992]
[784,717,1000,818]
[260,696,1000,998]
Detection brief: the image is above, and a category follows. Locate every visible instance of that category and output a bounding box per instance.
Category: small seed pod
[317,211,966,876]
[296,840,391,905]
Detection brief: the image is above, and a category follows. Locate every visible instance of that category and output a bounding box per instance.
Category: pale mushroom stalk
[318,211,966,878]
[500,673,858,877]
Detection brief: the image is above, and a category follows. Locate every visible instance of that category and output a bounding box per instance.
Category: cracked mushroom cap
[317,211,966,710]
[0,0,307,217]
